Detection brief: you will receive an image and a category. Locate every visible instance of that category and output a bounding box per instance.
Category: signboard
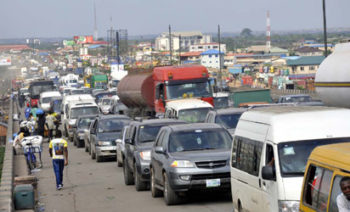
[63,40,75,46]
[0,57,11,66]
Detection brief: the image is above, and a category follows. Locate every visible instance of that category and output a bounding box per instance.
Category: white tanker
[315,42,350,108]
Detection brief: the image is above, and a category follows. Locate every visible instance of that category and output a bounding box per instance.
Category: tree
[240,28,253,37]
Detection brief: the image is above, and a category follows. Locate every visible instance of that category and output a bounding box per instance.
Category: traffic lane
[36,139,233,212]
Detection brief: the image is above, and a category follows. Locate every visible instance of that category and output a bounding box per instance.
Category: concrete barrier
[0,98,13,212]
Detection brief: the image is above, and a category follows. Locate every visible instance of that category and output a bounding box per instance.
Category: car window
[155,130,166,147]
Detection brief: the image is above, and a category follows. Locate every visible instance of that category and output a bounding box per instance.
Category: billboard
[75,36,94,44]
[0,57,11,66]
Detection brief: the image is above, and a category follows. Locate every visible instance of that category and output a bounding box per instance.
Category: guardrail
[0,98,13,212]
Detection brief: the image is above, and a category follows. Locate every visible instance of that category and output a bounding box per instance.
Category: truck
[228,88,272,107]
[28,80,55,107]
[117,65,214,117]
[90,74,108,89]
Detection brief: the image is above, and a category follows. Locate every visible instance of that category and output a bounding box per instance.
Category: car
[69,88,86,95]
[39,91,61,112]
[115,125,130,167]
[123,119,186,191]
[73,115,98,147]
[205,108,246,135]
[150,123,232,205]
[89,115,131,162]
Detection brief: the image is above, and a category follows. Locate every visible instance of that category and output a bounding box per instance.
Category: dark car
[123,119,187,191]
[205,108,246,135]
[93,90,117,103]
[89,115,131,162]
[73,115,98,147]
[150,123,232,205]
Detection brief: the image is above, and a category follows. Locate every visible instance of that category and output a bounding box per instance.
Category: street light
[322,0,328,57]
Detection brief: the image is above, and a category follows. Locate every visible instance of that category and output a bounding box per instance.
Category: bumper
[167,167,231,192]
[96,146,116,157]
[136,160,151,182]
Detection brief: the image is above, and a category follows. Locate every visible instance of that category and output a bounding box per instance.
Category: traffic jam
[13,45,350,212]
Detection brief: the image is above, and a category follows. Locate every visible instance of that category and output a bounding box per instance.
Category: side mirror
[124,138,132,144]
[155,146,165,154]
[262,165,276,181]
[116,139,122,144]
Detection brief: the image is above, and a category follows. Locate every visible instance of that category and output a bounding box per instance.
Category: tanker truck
[315,42,350,108]
[117,65,214,117]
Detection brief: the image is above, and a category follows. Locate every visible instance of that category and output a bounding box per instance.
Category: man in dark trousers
[49,130,68,190]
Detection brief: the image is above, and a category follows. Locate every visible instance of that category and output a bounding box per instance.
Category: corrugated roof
[295,46,322,53]
[286,56,325,66]
[181,51,202,57]
[200,49,224,55]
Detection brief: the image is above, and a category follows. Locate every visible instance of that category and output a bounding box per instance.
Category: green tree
[240,28,253,37]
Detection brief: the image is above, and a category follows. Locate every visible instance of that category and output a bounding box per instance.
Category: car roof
[166,99,213,111]
[211,107,247,115]
[130,118,186,126]
[77,114,99,120]
[168,123,223,132]
[97,114,130,120]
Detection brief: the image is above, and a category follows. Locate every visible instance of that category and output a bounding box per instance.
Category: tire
[151,168,162,198]
[134,163,148,191]
[123,159,134,185]
[163,172,181,205]
[96,155,103,163]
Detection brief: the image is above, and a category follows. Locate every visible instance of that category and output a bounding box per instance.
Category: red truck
[28,80,55,107]
[117,65,214,117]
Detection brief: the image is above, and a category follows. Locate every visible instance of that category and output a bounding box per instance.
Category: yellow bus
[300,143,350,212]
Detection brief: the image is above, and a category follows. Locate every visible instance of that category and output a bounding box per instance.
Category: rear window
[138,125,163,143]
[168,129,231,153]
[98,119,130,133]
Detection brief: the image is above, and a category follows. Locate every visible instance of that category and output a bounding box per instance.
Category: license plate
[206,179,220,188]
[103,146,116,151]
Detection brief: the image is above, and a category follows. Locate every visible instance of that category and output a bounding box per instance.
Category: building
[0,45,31,52]
[200,49,224,69]
[295,46,323,56]
[155,31,211,51]
[247,45,288,55]
[180,51,201,64]
[286,56,325,78]
[189,43,226,53]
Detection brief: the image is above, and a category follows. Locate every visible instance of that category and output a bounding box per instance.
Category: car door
[152,130,166,184]
[90,120,98,152]
[125,125,136,170]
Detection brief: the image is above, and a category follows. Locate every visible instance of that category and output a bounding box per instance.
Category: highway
[33,138,233,212]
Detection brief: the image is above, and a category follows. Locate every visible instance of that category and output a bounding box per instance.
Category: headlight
[69,119,76,126]
[97,141,111,146]
[139,151,151,161]
[278,200,299,212]
[170,160,195,168]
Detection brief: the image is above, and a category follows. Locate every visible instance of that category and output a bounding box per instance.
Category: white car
[39,91,61,112]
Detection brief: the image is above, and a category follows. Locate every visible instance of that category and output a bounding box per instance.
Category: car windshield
[98,119,130,133]
[214,97,229,109]
[52,100,62,112]
[168,129,231,153]
[42,97,52,104]
[166,81,212,99]
[278,138,350,176]
[70,107,99,119]
[215,113,242,129]
[78,117,95,129]
[178,108,211,123]
[138,125,163,143]
[102,99,112,105]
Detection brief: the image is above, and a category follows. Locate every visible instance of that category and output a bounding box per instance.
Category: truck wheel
[123,159,134,185]
[134,163,148,191]
[163,172,181,205]
[151,168,162,198]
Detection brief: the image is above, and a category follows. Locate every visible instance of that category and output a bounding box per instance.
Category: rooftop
[200,49,224,55]
[286,56,325,66]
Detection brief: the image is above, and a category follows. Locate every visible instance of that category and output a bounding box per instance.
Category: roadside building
[189,43,226,53]
[180,51,201,64]
[200,49,224,69]
[295,46,323,56]
[286,56,325,77]
[155,31,211,51]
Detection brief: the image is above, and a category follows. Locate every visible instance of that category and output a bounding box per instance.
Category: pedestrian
[49,130,68,190]
[45,113,56,140]
[337,177,350,211]
[36,109,46,138]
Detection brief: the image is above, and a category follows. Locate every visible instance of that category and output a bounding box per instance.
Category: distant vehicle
[115,125,130,167]
[230,106,350,212]
[69,88,85,95]
[88,115,131,162]
[93,91,117,104]
[123,119,187,191]
[213,92,230,109]
[28,80,55,107]
[39,91,61,112]
[299,143,350,212]
[73,115,97,148]
[49,98,62,123]
[277,94,324,106]
[91,74,108,89]
[164,99,213,123]
[98,96,119,115]
[150,123,232,205]
[205,108,246,135]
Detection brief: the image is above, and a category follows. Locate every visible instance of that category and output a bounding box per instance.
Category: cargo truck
[117,65,214,117]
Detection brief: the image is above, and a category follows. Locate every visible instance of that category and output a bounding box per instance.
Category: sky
[0,0,350,39]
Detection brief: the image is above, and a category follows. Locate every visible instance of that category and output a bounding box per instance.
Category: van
[299,143,350,212]
[39,91,61,112]
[230,106,350,212]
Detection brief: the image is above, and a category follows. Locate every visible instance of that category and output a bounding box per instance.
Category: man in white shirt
[337,177,350,212]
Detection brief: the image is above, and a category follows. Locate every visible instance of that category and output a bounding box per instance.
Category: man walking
[49,130,68,190]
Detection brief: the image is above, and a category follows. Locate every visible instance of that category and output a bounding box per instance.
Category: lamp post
[322,0,328,57]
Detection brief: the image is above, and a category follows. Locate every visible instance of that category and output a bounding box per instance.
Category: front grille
[195,160,227,169]
[191,173,230,180]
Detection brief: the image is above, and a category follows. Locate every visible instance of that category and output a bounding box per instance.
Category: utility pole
[178,35,181,65]
[116,31,120,71]
[218,25,222,91]
[322,0,328,56]
[169,25,173,65]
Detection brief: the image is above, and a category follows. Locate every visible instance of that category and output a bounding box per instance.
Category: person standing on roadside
[49,130,68,190]
[45,113,56,140]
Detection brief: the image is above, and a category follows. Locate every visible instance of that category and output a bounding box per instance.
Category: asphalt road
[34,137,233,212]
